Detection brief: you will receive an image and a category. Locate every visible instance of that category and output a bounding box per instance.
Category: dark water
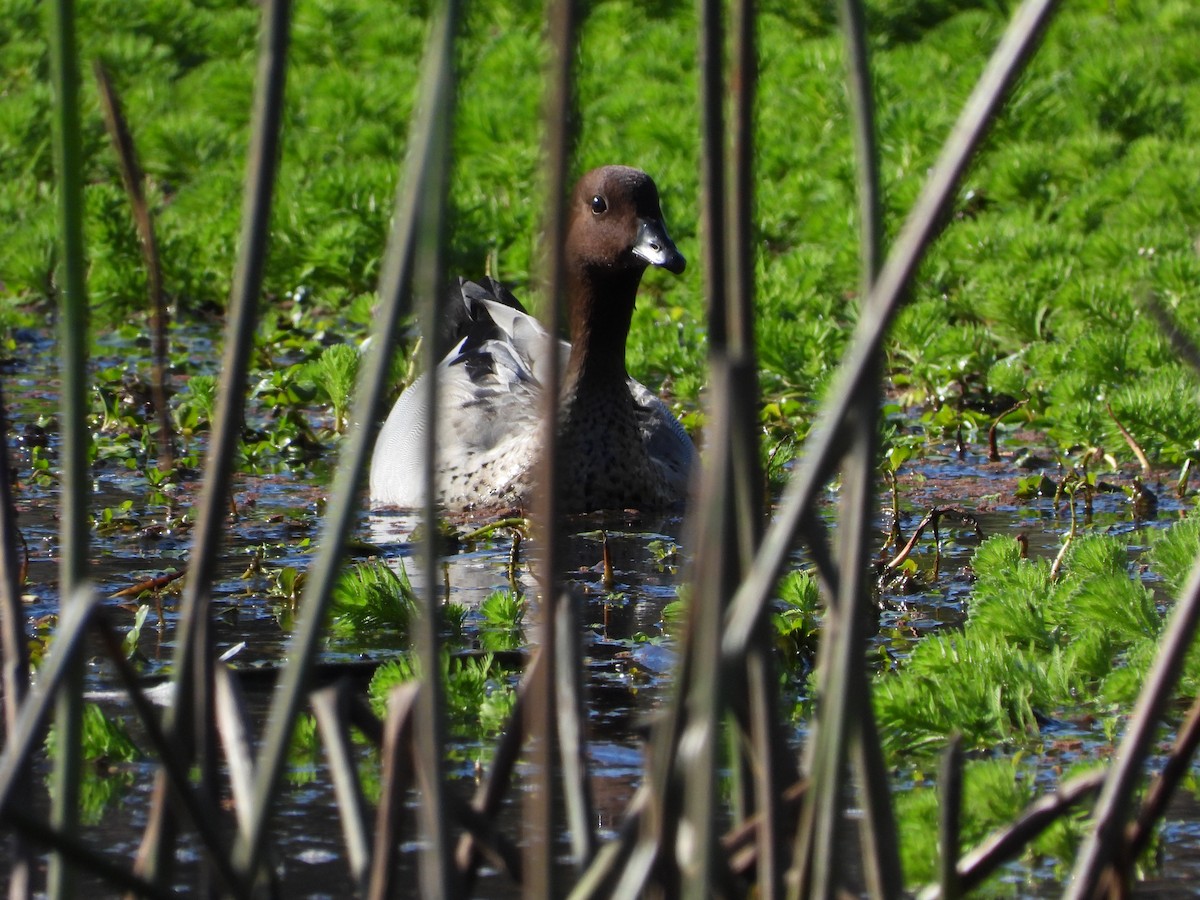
[5,332,1200,895]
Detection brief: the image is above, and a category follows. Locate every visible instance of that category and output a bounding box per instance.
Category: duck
[368,165,696,514]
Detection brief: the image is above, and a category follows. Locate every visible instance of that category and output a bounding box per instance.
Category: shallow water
[4,331,1200,895]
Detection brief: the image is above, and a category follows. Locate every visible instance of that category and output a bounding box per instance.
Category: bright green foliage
[882,522,1200,887]
[330,559,417,638]
[1149,515,1200,594]
[46,702,140,763]
[286,712,320,784]
[876,531,1177,756]
[895,755,1104,890]
[1147,517,1200,702]
[368,653,420,715]
[368,651,515,741]
[773,570,822,666]
[121,604,151,660]
[4,0,1200,460]
[174,374,218,432]
[310,342,360,433]
[478,589,526,652]
[895,757,1035,889]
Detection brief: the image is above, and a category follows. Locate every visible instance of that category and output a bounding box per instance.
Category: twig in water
[110,567,187,598]
[884,506,984,574]
[1105,403,1152,477]
[601,532,614,593]
[1049,485,1078,582]
[987,399,1027,462]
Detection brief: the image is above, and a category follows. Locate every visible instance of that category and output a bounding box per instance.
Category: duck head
[568,165,686,276]
[564,166,685,383]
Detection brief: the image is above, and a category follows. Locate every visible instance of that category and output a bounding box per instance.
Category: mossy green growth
[1148,515,1200,594]
[773,570,822,668]
[895,757,1034,890]
[43,705,140,824]
[880,521,1200,890]
[895,756,1104,891]
[174,374,218,433]
[478,589,526,652]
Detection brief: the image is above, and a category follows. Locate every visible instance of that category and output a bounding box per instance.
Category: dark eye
[590,195,607,215]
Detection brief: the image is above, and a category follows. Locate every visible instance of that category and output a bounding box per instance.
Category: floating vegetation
[330,559,418,638]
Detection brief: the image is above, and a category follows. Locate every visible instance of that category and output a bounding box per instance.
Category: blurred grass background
[2,0,1199,464]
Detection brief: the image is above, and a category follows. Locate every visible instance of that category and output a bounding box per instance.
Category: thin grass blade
[88,614,245,896]
[311,683,372,887]
[45,0,90,891]
[0,385,33,893]
[92,60,174,471]
[0,586,100,814]
[367,684,420,900]
[524,0,580,893]
[555,590,597,870]
[410,1,462,893]
[213,665,258,835]
[134,1,291,886]
[679,372,738,898]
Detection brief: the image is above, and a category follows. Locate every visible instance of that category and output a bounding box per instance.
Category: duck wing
[369,279,566,508]
[628,378,697,497]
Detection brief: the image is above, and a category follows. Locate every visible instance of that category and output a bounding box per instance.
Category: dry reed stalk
[46,0,91,890]
[92,61,175,472]
[229,0,461,890]
[522,0,580,894]
[0,384,32,893]
[135,1,292,889]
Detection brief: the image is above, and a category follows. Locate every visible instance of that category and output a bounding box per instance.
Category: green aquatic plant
[46,702,139,764]
[876,530,1187,757]
[895,757,1035,889]
[478,589,526,652]
[1149,515,1200,594]
[368,651,516,742]
[286,712,320,785]
[773,570,822,668]
[92,500,140,536]
[329,559,417,638]
[310,342,360,433]
[174,374,218,432]
[121,604,151,661]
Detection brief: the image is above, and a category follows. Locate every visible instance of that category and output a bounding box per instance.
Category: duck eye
[590,195,607,215]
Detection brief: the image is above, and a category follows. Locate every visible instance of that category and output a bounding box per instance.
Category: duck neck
[564,265,644,391]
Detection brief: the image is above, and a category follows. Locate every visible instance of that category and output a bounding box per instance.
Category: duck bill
[633,218,686,274]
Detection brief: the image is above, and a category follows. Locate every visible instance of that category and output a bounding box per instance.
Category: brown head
[563,165,685,385]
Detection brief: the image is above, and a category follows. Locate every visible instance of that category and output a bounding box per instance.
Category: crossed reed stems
[5,0,1200,896]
